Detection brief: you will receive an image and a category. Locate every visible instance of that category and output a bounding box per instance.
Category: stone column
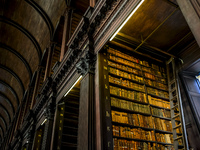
[177,0,200,47]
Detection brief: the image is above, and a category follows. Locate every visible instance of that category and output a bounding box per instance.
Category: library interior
[0,0,200,149]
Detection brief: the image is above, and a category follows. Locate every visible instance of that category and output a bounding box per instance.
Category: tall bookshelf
[99,45,184,150]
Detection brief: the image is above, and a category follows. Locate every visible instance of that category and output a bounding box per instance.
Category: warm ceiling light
[64,75,82,97]
[110,0,145,41]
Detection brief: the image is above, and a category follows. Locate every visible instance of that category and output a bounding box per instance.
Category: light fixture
[110,0,145,41]
[64,75,82,97]
[41,118,47,125]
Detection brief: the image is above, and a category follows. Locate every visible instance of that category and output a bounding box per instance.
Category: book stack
[156,133,173,143]
[151,107,171,118]
[148,96,170,109]
[108,48,139,64]
[110,86,147,103]
[109,75,145,92]
[111,110,153,128]
[147,87,169,98]
[109,67,143,83]
[112,125,155,141]
[157,144,174,150]
[113,138,157,150]
[108,61,143,76]
[144,79,168,90]
[153,118,172,132]
[111,97,150,114]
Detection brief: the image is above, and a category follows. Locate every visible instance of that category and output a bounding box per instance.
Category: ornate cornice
[76,50,96,75]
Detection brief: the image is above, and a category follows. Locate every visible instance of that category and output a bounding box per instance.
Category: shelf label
[104,75,106,79]
[108,141,111,147]
[104,59,107,62]
[105,84,108,89]
[107,126,110,131]
[104,66,107,70]
[106,96,108,99]
[106,111,110,117]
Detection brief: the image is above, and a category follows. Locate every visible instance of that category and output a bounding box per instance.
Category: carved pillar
[177,0,200,47]
[41,97,56,150]
[77,50,96,150]
[30,66,43,109]
[60,5,73,61]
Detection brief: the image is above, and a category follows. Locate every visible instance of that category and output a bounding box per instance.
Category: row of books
[112,125,156,141]
[144,73,167,84]
[157,144,174,150]
[109,67,144,83]
[111,110,153,128]
[108,60,143,76]
[107,48,165,73]
[147,87,169,99]
[154,118,172,132]
[109,75,145,92]
[151,107,171,118]
[108,48,139,64]
[108,54,141,70]
[110,86,147,102]
[145,79,168,91]
[148,96,170,109]
[113,138,157,150]
[111,97,150,114]
[156,133,173,144]
[142,66,166,78]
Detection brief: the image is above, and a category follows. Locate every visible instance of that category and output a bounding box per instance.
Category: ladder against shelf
[166,57,189,150]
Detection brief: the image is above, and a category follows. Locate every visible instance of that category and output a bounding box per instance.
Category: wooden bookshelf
[100,46,174,150]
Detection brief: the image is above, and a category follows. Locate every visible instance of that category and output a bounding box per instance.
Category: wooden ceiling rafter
[0,104,11,124]
[161,0,179,7]
[0,16,42,61]
[25,0,54,38]
[167,31,192,52]
[0,65,25,94]
[134,7,179,52]
[0,80,19,106]
[0,92,15,116]
[116,32,176,58]
[0,43,33,80]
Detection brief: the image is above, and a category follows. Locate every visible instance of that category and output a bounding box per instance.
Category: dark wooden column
[41,96,56,150]
[77,50,96,150]
[177,0,200,47]
[30,66,43,109]
[44,43,55,81]
[60,4,73,61]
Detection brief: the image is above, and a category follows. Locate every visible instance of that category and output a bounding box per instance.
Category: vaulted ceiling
[0,0,89,141]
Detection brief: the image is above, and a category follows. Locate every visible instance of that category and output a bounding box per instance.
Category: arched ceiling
[0,0,67,139]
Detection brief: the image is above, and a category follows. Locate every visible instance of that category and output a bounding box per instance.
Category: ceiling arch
[0,115,7,131]
[0,125,4,139]
[0,65,25,94]
[0,104,11,123]
[0,43,32,80]
[0,80,19,106]
[0,92,15,116]
[0,16,42,61]
[25,0,54,38]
